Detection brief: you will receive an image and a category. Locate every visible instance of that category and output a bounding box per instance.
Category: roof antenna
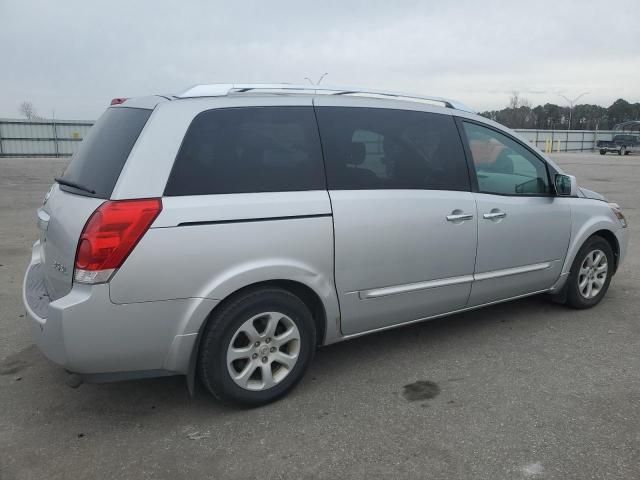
[304,73,328,85]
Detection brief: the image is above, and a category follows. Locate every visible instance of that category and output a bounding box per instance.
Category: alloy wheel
[578,249,608,299]
[226,312,301,391]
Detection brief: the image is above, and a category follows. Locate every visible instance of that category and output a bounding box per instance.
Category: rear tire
[599,149,606,155]
[198,287,316,407]
[618,147,625,156]
[565,235,614,309]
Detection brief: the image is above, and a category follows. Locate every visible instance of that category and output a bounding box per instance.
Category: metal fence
[0,118,618,157]
[0,118,93,157]
[514,129,615,153]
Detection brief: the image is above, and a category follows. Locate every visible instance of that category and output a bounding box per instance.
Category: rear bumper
[23,242,68,366]
[23,241,217,378]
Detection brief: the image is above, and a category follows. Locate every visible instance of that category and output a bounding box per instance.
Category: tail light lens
[110,97,128,105]
[74,198,162,284]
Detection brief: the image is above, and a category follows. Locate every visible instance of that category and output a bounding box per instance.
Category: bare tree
[19,101,39,120]
[501,92,535,128]
[508,91,521,110]
[508,91,531,110]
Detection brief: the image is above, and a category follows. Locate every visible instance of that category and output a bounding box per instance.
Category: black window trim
[454,116,556,198]
[314,105,473,193]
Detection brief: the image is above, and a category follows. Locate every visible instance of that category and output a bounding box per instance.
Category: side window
[164,106,325,196]
[463,122,550,196]
[315,107,470,191]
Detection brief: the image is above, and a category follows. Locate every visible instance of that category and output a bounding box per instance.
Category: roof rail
[175,83,475,113]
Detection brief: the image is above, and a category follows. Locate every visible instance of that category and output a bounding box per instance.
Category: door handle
[446,213,474,222]
[483,210,507,220]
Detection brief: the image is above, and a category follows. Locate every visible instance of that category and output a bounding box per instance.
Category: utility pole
[559,92,589,130]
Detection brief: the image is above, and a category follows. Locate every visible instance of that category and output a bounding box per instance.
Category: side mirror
[554,174,577,196]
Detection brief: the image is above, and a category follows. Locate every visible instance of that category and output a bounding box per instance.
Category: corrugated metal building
[0,118,93,157]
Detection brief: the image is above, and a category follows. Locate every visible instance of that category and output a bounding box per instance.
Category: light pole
[559,92,589,130]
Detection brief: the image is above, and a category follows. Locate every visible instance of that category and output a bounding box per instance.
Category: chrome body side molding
[358,262,551,300]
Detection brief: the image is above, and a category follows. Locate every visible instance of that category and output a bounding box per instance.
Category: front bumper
[22,241,215,377]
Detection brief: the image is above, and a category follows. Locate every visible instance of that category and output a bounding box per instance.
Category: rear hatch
[37,106,152,300]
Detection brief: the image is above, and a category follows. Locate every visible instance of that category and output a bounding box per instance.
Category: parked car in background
[597,134,640,155]
[23,84,629,406]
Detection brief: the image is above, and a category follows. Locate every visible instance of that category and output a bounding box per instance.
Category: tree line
[16,95,640,130]
[479,93,640,130]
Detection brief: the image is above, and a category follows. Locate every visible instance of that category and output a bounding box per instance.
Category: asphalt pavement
[1,152,638,479]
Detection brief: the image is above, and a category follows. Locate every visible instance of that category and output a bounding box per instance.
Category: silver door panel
[330,190,478,336]
[469,194,570,305]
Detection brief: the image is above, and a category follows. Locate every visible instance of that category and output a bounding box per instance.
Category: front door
[314,103,478,335]
[461,121,571,306]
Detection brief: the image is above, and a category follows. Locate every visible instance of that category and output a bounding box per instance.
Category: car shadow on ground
[19,293,566,416]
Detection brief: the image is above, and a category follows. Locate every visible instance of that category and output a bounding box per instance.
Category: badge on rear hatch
[53,262,68,275]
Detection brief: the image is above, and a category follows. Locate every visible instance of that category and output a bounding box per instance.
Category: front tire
[599,149,606,155]
[618,147,625,156]
[198,287,316,407]
[565,236,614,309]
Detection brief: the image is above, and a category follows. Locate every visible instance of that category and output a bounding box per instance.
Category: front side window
[165,106,325,196]
[315,107,470,191]
[463,122,550,196]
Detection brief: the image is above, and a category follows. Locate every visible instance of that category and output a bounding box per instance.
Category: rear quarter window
[59,107,152,198]
[164,106,325,196]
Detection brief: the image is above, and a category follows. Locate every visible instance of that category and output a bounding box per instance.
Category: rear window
[59,107,152,198]
[164,106,325,196]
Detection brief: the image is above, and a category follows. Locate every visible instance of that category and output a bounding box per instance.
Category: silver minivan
[23,84,629,406]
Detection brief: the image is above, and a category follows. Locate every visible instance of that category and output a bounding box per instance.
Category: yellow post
[556,139,561,153]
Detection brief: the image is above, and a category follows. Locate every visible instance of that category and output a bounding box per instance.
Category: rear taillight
[110,97,128,105]
[74,198,162,284]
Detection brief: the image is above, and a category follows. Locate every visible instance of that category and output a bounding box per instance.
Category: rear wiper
[54,177,96,195]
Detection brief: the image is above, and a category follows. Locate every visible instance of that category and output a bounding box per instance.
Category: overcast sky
[1,0,638,120]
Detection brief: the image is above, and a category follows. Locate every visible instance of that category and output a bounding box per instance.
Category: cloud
[1,0,638,119]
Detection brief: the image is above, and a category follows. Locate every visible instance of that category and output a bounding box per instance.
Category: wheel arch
[563,224,621,277]
[185,279,333,395]
[561,197,624,276]
[208,279,328,345]
[591,229,620,272]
